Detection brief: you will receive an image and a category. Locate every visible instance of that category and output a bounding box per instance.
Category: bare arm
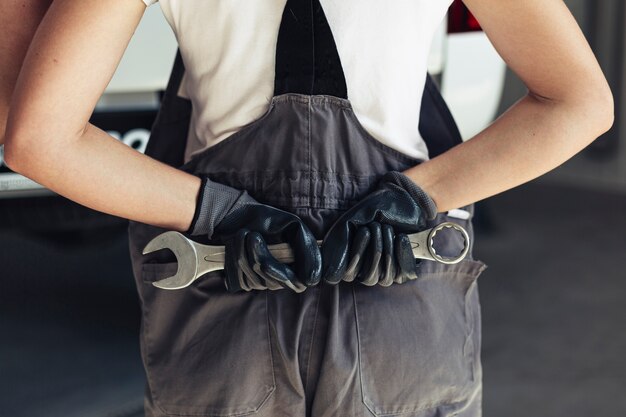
[405,0,614,212]
[4,0,200,232]
[0,0,52,145]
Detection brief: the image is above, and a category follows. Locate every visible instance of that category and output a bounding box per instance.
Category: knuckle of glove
[221,204,320,292]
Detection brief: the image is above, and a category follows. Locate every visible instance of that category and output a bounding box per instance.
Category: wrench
[142,221,470,290]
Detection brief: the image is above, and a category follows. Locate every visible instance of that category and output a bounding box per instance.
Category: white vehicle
[0,1,505,223]
[433,1,506,141]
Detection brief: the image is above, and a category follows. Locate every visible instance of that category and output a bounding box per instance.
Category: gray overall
[128,52,487,417]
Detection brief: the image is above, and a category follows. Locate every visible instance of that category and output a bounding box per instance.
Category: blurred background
[1,1,625,416]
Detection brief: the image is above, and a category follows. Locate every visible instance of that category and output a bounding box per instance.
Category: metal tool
[142,221,470,290]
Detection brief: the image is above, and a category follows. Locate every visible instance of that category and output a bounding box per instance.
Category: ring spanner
[142,221,470,290]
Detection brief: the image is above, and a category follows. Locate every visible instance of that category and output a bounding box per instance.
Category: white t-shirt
[142,0,452,163]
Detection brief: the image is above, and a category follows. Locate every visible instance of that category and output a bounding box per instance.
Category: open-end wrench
[142,221,470,290]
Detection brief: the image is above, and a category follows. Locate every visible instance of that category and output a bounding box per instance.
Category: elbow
[530,76,615,142]
[562,82,615,143]
[4,109,56,174]
[3,122,42,176]
[3,128,27,174]
[594,85,615,136]
[5,116,86,176]
[579,78,615,139]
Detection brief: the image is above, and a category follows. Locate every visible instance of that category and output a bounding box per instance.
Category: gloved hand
[186,176,322,293]
[321,171,438,286]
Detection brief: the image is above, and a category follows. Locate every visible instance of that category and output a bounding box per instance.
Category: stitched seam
[308,93,313,209]
[269,195,357,202]
[418,270,485,279]
[364,397,471,416]
[352,284,372,416]
[263,291,278,409]
[303,288,322,395]
[202,169,378,180]
[271,92,352,109]
[464,281,476,382]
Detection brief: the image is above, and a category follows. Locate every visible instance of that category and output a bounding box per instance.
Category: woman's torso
[143,0,453,163]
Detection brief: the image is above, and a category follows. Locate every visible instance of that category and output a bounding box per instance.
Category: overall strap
[143,50,191,168]
[419,75,464,159]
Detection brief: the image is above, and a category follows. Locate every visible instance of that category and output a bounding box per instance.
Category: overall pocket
[352,258,486,416]
[140,262,276,416]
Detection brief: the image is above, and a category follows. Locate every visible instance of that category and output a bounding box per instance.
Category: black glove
[321,171,438,286]
[187,177,322,293]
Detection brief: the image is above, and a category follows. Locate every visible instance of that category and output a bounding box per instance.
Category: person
[2,1,613,416]
[0,0,53,150]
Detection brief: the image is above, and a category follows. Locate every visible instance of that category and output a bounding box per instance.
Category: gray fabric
[188,177,257,237]
[381,170,439,220]
[180,94,431,239]
[128,92,486,417]
[131,244,486,417]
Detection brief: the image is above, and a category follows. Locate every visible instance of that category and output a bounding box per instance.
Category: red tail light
[448,0,482,34]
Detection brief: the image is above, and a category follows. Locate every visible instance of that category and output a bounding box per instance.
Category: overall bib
[128,9,487,414]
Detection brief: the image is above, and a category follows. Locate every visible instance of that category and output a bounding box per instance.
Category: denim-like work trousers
[128,90,487,417]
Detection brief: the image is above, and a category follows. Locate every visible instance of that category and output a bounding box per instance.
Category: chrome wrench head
[142,231,199,290]
[426,221,470,264]
[407,221,470,264]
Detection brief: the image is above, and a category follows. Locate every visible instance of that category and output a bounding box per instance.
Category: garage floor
[0,224,145,417]
[1,179,625,417]
[475,180,626,417]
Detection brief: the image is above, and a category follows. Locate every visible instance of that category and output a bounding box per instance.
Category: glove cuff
[381,171,439,221]
[186,176,253,237]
